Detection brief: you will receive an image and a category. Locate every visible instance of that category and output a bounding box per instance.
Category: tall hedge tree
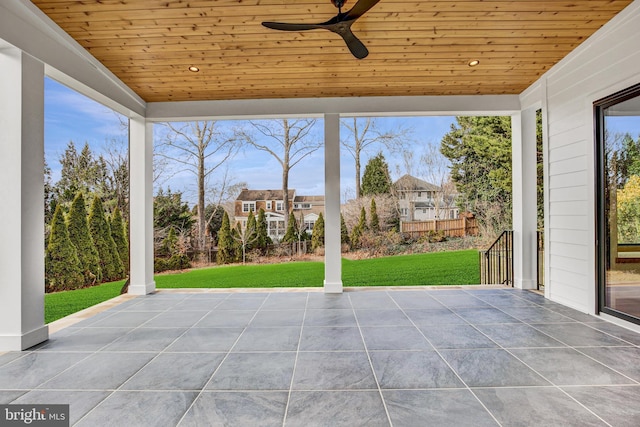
[89,196,124,281]
[245,210,258,251]
[370,198,380,232]
[217,211,235,264]
[311,212,325,250]
[67,192,102,285]
[361,153,392,196]
[340,213,350,245]
[282,212,299,243]
[45,205,83,292]
[110,206,129,275]
[350,207,368,248]
[255,208,272,252]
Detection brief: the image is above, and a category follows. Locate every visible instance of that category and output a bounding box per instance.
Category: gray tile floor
[2,288,640,426]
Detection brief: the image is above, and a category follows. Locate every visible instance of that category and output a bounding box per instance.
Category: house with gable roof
[394,174,459,222]
[234,188,324,242]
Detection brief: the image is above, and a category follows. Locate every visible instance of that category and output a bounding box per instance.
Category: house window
[418,192,422,197]
[266,201,272,210]
[276,201,284,211]
[242,202,255,213]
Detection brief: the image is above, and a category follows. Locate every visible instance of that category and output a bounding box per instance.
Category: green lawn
[45,250,479,323]
[45,279,126,324]
[155,249,480,288]
[342,250,480,286]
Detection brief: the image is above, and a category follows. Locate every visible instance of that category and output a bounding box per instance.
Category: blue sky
[44,77,457,205]
[606,116,640,137]
[46,77,640,206]
[45,76,640,207]
[45,78,127,182]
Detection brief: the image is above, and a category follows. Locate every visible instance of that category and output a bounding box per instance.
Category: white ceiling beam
[146,95,521,121]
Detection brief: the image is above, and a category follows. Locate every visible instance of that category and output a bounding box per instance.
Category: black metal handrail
[537,230,544,290]
[479,230,514,286]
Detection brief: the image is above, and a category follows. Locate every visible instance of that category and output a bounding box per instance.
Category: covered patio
[2,0,640,425]
[2,287,640,426]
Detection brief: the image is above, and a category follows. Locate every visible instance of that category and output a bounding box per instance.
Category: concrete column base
[323,280,344,294]
[128,281,156,295]
[514,278,537,290]
[0,325,49,352]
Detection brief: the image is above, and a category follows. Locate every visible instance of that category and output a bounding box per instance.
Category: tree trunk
[282,164,290,228]
[198,151,206,251]
[355,148,361,199]
[282,119,291,228]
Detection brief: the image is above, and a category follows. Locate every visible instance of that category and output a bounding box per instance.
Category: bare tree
[240,118,320,226]
[155,121,239,251]
[204,166,247,242]
[418,143,457,219]
[232,220,258,264]
[341,117,412,198]
[102,137,129,221]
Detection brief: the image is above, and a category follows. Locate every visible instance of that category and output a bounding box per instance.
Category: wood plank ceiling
[31,0,633,103]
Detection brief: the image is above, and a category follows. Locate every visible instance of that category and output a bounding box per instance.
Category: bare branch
[341,117,414,198]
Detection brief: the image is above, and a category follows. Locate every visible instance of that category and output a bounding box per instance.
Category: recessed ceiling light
[468,60,480,67]
[188,66,200,72]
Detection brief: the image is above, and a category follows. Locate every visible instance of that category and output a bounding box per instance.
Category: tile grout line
[174,292,271,426]
[473,291,640,386]
[281,292,310,427]
[468,289,616,427]
[21,295,195,425]
[73,293,228,426]
[5,288,640,425]
[387,289,504,427]
[350,291,394,427]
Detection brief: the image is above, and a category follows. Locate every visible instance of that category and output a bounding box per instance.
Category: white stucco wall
[520,1,640,313]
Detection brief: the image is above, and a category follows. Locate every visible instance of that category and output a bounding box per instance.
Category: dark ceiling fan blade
[338,27,369,59]
[261,22,324,31]
[261,0,380,59]
[344,0,380,20]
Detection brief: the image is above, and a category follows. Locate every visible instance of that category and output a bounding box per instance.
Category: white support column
[512,108,538,289]
[324,113,343,293]
[0,48,48,350]
[129,116,156,295]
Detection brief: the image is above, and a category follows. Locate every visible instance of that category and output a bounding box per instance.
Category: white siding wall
[520,1,640,313]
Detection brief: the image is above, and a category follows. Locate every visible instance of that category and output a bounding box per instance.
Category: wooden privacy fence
[401,217,478,238]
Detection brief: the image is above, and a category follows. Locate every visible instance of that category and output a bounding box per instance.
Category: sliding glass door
[596,83,640,323]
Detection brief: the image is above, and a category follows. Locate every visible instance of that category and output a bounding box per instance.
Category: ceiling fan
[262,0,380,59]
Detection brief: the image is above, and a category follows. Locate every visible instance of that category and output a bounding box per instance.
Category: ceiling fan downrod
[331,0,347,14]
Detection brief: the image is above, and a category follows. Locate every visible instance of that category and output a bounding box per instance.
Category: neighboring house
[234,189,325,242]
[394,174,459,222]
